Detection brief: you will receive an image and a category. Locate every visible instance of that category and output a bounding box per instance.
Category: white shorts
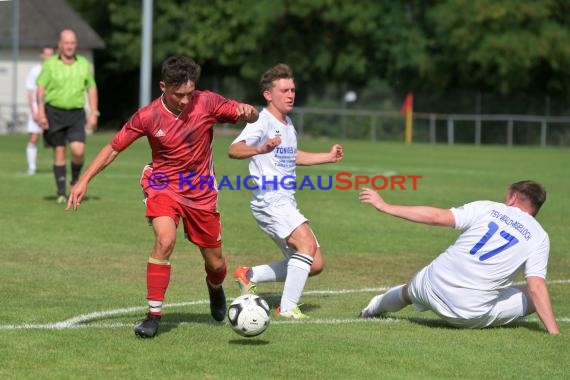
[251,195,316,257]
[27,116,42,134]
[408,266,527,329]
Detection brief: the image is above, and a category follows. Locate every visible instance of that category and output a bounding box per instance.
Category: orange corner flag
[401,93,414,144]
[400,93,414,116]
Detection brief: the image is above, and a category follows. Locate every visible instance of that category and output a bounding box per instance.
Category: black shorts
[43,104,86,148]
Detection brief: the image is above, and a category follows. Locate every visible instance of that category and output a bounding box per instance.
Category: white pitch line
[1,281,568,331]
[52,300,209,329]
[4,316,570,331]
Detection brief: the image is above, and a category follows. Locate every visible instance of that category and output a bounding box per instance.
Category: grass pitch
[1,132,568,379]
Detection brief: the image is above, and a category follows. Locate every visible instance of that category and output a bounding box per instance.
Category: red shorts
[145,193,222,248]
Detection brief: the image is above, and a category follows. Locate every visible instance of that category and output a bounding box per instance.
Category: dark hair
[260,63,294,91]
[509,180,546,216]
[161,56,201,87]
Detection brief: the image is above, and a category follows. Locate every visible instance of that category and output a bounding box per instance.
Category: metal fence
[3,101,570,147]
[290,107,570,147]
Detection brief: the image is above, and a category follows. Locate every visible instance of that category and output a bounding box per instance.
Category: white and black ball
[227,294,270,337]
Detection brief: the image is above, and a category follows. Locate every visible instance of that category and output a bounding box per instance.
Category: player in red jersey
[66,56,259,338]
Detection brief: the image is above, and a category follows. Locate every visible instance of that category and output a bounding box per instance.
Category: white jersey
[425,200,550,319]
[26,64,42,112]
[232,108,298,204]
[25,64,42,132]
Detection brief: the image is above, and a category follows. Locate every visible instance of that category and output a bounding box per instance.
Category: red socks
[146,261,171,316]
[145,260,226,315]
[205,263,227,289]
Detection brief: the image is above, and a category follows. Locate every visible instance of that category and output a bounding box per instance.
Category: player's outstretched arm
[526,276,560,335]
[228,137,281,159]
[296,144,344,166]
[66,144,120,211]
[359,188,455,227]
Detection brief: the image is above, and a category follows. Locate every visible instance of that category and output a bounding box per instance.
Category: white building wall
[0,48,94,134]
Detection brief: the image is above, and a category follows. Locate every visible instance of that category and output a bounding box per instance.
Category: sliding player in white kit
[359,180,560,334]
[228,63,343,319]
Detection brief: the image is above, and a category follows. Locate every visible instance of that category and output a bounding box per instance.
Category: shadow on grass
[159,312,271,343]
[256,292,321,314]
[400,315,544,333]
[259,293,282,309]
[228,338,270,345]
[158,312,224,334]
[43,195,101,203]
[90,311,225,337]
[404,316,458,330]
[492,320,544,333]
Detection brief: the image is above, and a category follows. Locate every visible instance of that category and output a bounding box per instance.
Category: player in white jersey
[228,63,344,319]
[25,47,54,175]
[359,180,560,334]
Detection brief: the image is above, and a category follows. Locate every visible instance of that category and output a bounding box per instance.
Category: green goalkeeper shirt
[36,54,96,110]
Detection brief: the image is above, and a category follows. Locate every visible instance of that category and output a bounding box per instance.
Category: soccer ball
[227,294,270,337]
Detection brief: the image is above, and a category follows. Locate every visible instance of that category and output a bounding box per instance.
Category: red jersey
[110,90,242,210]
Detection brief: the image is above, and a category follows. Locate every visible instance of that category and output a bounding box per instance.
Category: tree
[66,0,570,125]
[425,0,570,95]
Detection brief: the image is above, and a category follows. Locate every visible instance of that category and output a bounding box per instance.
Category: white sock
[250,259,288,283]
[280,253,313,312]
[26,143,37,172]
[148,300,163,315]
[364,284,407,315]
